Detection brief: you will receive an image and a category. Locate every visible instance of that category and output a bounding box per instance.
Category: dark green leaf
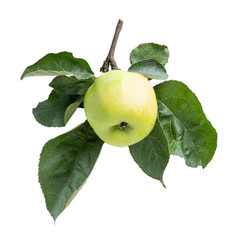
[129,118,170,187]
[154,80,217,168]
[21,52,94,80]
[128,59,168,80]
[130,43,169,66]
[49,75,94,95]
[33,90,81,127]
[39,121,104,221]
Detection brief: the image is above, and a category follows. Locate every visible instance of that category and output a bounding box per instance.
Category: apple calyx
[118,121,128,129]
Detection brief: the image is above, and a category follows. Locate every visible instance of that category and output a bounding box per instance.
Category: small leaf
[154,80,217,168]
[49,75,94,95]
[39,121,104,221]
[33,75,93,127]
[130,43,169,66]
[21,52,94,80]
[129,118,170,187]
[128,59,168,80]
[33,90,81,127]
[64,100,83,124]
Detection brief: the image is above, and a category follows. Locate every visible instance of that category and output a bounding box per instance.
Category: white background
[1,0,240,239]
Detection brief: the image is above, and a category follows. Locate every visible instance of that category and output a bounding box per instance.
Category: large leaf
[39,121,104,221]
[130,43,169,66]
[154,80,217,168]
[128,59,168,80]
[33,90,82,127]
[129,118,170,187]
[21,52,94,80]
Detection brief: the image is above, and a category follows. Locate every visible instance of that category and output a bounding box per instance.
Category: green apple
[84,70,157,147]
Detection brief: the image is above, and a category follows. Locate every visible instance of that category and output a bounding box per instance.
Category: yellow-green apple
[84,70,157,147]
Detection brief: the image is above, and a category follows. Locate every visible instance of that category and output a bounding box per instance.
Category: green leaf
[154,80,217,168]
[129,118,170,187]
[33,75,93,127]
[64,101,82,124]
[21,52,94,80]
[130,43,169,66]
[49,75,94,95]
[33,90,81,127]
[128,59,168,80]
[39,121,104,221]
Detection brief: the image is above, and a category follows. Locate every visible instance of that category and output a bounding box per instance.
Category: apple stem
[100,19,123,73]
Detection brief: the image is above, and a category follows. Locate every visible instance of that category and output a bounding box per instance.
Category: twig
[100,19,123,72]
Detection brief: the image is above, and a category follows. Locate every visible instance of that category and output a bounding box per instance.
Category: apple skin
[84,70,157,147]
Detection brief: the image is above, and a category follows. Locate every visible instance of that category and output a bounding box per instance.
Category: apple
[84,70,157,147]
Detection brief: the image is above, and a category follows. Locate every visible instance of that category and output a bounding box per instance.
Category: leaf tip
[160,180,167,189]
[52,214,58,224]
[20,72,25,80]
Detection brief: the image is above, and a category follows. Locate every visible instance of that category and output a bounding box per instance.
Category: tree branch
[100,19,123,72]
